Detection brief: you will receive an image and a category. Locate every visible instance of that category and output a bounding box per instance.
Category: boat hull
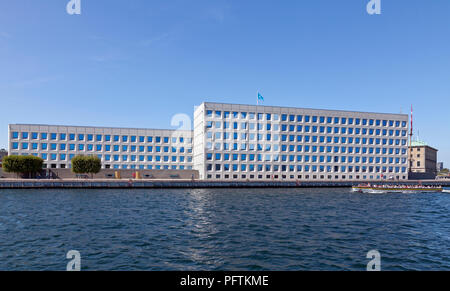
[352,187,443,194]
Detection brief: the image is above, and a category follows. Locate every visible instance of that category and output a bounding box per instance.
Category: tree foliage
[71,155,102,178]
[2,155,44,178]
[438,168,449,175]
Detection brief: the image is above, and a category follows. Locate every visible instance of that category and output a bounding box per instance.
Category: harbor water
[0,188,449,270]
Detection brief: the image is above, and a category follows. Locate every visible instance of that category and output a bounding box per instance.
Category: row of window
[206,110,407,127]
[11,142,192,153]
[207,132,407,144]
[206,143,407,153]
[46,164,192,170]
[13,153,193,163]
[13,141,407,152]
[11,132,191,143]
[206,163,408,173]
[206,153,406,164]
[14,143,406,156]
[206,174,406,180]
[206,122,407,135]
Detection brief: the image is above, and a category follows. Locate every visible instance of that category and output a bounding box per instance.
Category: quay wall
[0,179,449,189]
[0,168,199,180]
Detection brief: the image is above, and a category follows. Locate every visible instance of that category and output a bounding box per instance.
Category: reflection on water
[0,188,449,270]
[183,189,220,268]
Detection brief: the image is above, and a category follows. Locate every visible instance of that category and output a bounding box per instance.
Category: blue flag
[257,92,264,103]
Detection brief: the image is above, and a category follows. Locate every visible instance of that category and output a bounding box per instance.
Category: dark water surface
[0,188,448,270]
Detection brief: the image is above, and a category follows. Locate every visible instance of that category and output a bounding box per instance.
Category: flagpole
[408,104,413,174]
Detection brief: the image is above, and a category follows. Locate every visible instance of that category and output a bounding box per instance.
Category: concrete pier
[0,179,449,189]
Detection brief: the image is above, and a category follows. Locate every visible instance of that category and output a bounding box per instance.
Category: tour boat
[352,184,443,194]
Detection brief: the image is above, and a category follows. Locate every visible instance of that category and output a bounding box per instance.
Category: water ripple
[0,188,449,270]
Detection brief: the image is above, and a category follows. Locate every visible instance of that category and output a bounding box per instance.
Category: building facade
[8,102,411,181]
[194,102,409,181]
[8,124,193,170]
[408,140,438,179]
[0,149,7,163]
[437,162,444,172]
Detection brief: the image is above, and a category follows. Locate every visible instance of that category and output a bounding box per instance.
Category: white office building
[8,124,193,170]
[8,102,410,181]
[193,102,409,181]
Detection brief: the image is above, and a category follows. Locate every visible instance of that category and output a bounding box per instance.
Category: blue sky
[0,0,449,165]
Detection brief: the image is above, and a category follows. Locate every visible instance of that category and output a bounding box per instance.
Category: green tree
[71,155,102,178]
[2,155,44,178]
[438,168,449,176]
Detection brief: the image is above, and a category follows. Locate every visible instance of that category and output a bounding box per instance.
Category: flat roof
[201,102,408,118]
[410,140,438,151]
